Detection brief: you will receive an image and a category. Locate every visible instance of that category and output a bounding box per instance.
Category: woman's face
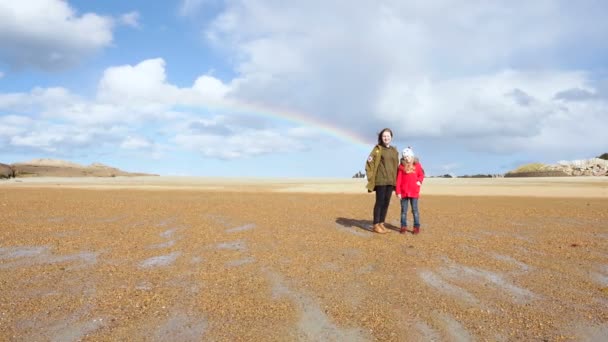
[381,131,392,146]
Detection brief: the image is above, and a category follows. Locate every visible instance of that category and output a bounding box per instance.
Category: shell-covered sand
[1,177,607,341]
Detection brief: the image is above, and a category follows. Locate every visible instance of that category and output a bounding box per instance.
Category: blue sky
[1,0,607,177]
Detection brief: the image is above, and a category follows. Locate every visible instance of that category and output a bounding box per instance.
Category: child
[395,147,425,234]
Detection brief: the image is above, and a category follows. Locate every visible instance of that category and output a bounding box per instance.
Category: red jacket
[396,162,424,198]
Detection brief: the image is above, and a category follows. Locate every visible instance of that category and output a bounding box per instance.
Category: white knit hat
[402,147,414,158]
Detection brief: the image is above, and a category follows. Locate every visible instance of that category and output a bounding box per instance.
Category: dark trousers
[373,185,394,224]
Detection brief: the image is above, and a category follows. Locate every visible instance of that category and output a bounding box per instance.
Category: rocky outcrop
[0,163,15,179]
[548,158,608,176]
[506,158,608,177]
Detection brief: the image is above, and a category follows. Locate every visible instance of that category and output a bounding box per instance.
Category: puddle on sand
[440,264,537,304]
[51,318,106,341]
[419,270,481,307]
[191,256,204,264]
[0,246,49,259]
[148,240,176,249]
[160,229,177,239]
[591,267,608,286]
[225,257,255,267]
[491,253,532,273]
[437,313,474,342]
[266,269,371,341]
[414,321,442,341]
[215,240,247,251]
[356,264,376,274]
[139,252,181,268]
[0,247,98,270]
[151,311,208,341]
[16,303,105,341]
[569,322,608,342]
[225,223,256,233]
[136,281,153,291]
[52,252,97,265]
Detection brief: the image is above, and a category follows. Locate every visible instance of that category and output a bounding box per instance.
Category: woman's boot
[379,222,389,233]
[373,224,386,234]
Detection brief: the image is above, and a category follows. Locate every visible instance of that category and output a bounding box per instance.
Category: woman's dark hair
[377,128,393,146]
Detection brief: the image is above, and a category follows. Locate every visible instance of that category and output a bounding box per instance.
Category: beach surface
[1,177,607,340]
[2,175,608,197]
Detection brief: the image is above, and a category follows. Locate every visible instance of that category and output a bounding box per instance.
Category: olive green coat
[365,144,399,192]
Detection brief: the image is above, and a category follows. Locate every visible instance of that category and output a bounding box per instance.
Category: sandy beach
[1,177,607,340]
[2,175,608,197]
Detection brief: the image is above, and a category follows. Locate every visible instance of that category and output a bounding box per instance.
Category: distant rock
[0,163,14,179]
[9,159,158,178]
[506,158,608,177]
[553,158,608,176]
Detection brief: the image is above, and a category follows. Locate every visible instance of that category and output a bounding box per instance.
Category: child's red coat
[395,162,424,198]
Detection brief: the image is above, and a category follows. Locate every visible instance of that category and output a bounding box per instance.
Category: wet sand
[0,178,607,340]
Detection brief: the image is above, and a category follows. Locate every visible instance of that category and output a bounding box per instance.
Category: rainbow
[186,98,374,149]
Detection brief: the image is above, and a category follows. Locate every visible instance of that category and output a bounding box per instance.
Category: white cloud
[0,114,125,154]
[0,87,75,112]
[0,0,114,70]
[119,11,140,28]
[375,70,590,139]
[200,0,608,156]
[193,75,231,101]
[97,58,179,104]
[0,58,313,158]
[3,54,607,160]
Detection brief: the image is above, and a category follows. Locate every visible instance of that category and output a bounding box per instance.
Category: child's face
[404,155,413,163]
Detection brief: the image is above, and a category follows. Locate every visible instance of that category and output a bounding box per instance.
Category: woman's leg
[379,185,394,224]
[373,186,386,225]
[373,186,390,233]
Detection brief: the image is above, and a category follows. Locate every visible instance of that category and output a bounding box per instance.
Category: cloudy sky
[1,0,607,177]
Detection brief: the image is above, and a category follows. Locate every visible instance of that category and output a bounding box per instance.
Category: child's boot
[399,226,407,234]
[413,226,420,235]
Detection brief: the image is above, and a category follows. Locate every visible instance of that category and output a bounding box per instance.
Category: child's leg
[400,198,408,227]
[411,198,420,228]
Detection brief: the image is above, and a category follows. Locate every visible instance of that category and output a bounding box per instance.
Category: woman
[365,128,399,234]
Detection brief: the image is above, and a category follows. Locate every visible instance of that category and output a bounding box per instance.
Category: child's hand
[396,194,401,199]
[416,181,421,186]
